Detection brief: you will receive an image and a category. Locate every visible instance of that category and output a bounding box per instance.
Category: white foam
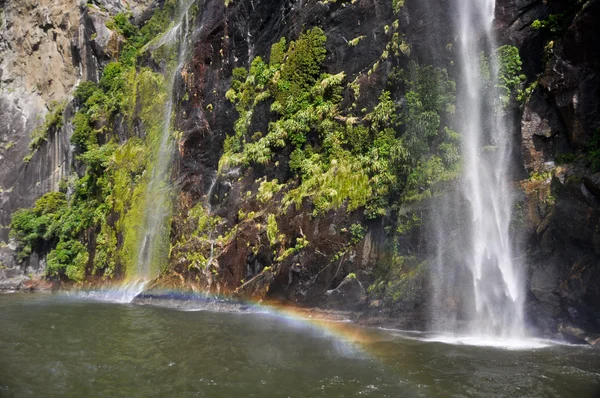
[422,334,552,350]
[64,280,148,304]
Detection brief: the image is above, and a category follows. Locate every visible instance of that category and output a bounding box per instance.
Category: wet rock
[322,275,367,311]
[538,0,600,149]
[559,324,600,346]
[521,90,565,173]
[583,173,600,199]
[0,269,29,290]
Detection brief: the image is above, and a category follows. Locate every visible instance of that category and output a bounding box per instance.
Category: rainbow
[62,282,382,351]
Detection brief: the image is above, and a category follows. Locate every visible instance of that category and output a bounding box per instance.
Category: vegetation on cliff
[222,27,459,220]
[9,1,525,295]
[11,4,181,282]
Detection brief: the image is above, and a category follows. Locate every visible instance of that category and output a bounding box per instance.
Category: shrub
[496,45,525,109]
[28,101,66,153]
[47,240,89,282]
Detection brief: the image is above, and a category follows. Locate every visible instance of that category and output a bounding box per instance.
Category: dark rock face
[521,89,566,173]
[537,1,600,149]
[323,275,367,311]
[517,0,600,341]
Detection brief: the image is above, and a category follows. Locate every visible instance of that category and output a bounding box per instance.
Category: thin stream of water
[135,0,197,281]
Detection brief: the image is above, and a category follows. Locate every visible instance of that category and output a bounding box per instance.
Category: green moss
[348,35,365,47]
[284,155,372,214]
[11,0,181,282]
[392,0,404,13]
[257,178,284,203]
[27,101,66,158]
[266,214,280,247]
[496,45,526,109]
[556,152,576,165]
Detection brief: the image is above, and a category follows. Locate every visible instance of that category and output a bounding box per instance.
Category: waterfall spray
[431,0,525,339]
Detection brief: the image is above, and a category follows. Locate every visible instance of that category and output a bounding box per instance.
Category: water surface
[1,293,599,397]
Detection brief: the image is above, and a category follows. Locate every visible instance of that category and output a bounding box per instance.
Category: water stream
[431,0,525,340]
[203,175,218,284]
[134,0,196,282]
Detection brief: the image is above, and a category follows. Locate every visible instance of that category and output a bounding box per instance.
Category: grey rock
[521,89,564,173]
[323,275,367,311]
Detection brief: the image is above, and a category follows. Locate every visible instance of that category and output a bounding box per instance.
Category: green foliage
[392,0,404,13]
[223,30,458,218]
[279,27,327,104]
[27,101,66,157]
[47,240,89,282]
[71,112,95,150]
[11,1,178,282]
[277,236,309,262]
[93,224,117,278]
[496,45,526,109]
[368,247,425,308]
[269,37,287,66]
[266,214,280,247]
[9,192,68,261]
[532,14,563,33]
[531,3,586,38]
[586,129,600,172]
[74,81,101,104]
[396,212,421,235]
[348,36,365,47]
[555,152,576,165]
[285,155,372,214]
[403,156,459,201]
[349,223,366,244]
[257,178,284,203]
[109,5,176,66]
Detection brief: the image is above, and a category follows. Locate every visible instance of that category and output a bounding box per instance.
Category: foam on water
[423,334,552,350]
[65,279,148,303]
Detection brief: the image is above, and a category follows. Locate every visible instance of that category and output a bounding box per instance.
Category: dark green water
[1,293,599,397]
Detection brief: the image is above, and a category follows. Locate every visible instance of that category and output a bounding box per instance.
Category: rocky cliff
[0,0,598,344]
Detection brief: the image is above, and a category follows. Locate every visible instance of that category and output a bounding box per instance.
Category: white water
[135,0,196,282]
[203,175,218,285]
[431,0,525,341]
[66,280,148,303]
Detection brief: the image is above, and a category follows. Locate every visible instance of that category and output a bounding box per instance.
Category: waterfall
[431,0,525,339]
[135,0,196,282]
[203,175,218,286]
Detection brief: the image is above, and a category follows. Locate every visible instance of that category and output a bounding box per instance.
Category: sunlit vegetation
[11,4,179,282]
[222,28,459,218]
[25,101,67,162]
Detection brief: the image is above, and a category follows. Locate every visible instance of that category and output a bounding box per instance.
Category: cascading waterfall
[203,175,218,286]
[432,0,525,340]
[134,0,196,285]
